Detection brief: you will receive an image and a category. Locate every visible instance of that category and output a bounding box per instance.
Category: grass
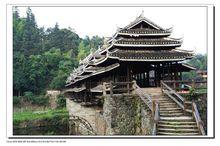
[13,108,69,125]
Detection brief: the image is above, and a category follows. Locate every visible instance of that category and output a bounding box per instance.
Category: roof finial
[140,10,144,18]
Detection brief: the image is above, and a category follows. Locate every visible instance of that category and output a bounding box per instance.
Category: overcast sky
[16,6,207,54]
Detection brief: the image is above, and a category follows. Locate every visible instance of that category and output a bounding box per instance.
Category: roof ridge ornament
[116,26,121,32]
[140,10,144,18]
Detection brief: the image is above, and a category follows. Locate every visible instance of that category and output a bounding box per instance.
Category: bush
[187,87,199,101]
[13,96,21,107]
[56,94,66,108]
[32,95,49,106]
[23,91,34,102]
[23,91,49,106]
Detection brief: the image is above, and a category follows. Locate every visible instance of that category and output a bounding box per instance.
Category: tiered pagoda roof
[113,38,182,47]
[109,49,193,61]
[66,13,194,87]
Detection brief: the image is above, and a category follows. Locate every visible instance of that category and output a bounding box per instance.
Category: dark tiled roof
[109,49,193,61]
[66,63,120,86]
[123,13,164,30]
[119,28,171,35]
[115,38,181,46]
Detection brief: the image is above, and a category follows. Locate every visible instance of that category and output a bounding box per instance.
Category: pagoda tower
[65,13,195,95]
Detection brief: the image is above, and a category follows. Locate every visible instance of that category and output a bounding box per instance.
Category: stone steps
[160,109,183,113]
[159,102,177,105]
[157,132,199,135]
[158,121,196,125]
[160,110,183,114]
[158,124,198,128]
[160,113,184,117]
[158,101,174,104]
[159,105,178,108]
[140,87,200,136]
[159,107,182,110]
[158,128,199,133]
[160,116,193,120]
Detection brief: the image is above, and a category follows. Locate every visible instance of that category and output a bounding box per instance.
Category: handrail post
[183,99,186,114]
[192,79,195,89]
[132,80,136,94]
[192,101,195,119]
[152,100,156,117]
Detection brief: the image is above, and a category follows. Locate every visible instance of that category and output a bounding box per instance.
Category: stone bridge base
[66,94,153,135]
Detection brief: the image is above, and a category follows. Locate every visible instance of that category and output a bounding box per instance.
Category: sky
[16,6,207,54]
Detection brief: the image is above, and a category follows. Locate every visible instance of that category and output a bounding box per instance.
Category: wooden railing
[133,81,153,111]
[162,80,207,93]
[132,81,160,135]
[103,81,134,96]
[161,80,206,135]
[161,80,186,110]
[110,81,133,96]
[152,101,160,135]
[118,76,128,82]
[192,102,206,135]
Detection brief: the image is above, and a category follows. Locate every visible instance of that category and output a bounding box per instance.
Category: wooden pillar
[127,65,130,82]
[144,72,146,87]
[155,64,158,87]
[110,81,113,97]
[162,63,165,80]
[180,72,182,80]
[142,73,144,87]
[167,62,171,80]
[84,91,86,102]
[175,62,178,80]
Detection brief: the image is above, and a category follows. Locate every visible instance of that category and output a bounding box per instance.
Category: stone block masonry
[66,94,153,135]
[103,94,153,135]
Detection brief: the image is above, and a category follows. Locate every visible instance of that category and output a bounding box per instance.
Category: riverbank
[13,108,69,135]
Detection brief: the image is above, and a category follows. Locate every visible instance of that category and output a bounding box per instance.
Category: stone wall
[46,90,61,109]
[103,94,153,135]
[66,94,153,135]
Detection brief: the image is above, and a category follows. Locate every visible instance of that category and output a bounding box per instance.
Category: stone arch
[69,115,96,135]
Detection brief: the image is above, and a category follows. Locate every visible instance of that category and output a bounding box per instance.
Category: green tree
[27,54,47,94]
[90,35,104,49]
[77,41,88,61]
[44,25,80,56]
[21,7,42,56]
[182,54,207,80]
[13,52,29,96]
[49,50,77,89]
[13,7,25,53]
[13,7,105,96]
